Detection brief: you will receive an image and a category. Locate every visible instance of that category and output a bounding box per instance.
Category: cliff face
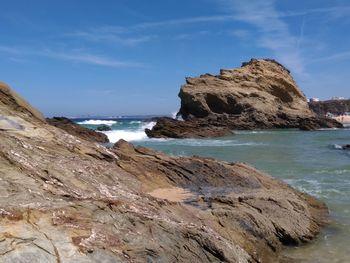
[147,59,342,138]
[179,59,313,120]
[0,82,328,262]
[309,99,350,115]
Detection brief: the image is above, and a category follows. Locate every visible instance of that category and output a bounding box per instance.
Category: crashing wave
[77,120,117,126]
[103,122,155,142]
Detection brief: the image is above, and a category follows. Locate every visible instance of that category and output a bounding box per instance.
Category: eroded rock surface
[147,59,342,138]
[0,83,328,262]
[145,117,232,138]
[46,117,109,143]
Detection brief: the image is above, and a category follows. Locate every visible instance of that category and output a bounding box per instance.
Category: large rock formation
[309,99,350,115]
[0,82,328,262]
[147,59,342,138]
[47,117,109,143]
[178,59,311,120]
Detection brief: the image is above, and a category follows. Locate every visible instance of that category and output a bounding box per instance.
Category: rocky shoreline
[0,81,330,262]
[146,59,342,138]
[309,99,350,116]
[47,117,109,143]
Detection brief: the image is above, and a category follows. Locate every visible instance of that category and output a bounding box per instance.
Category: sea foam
[77,120,117,126]
[103,122,155,142]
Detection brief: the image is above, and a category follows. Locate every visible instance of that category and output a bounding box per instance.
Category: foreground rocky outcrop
[309,99,350,116]
[46,116,109,143]
[0,82,328,262]
[147,59,342,138]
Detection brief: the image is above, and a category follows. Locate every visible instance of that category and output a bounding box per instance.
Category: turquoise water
[77,118,350,262]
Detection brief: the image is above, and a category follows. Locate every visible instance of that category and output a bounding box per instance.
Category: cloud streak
[221,0,306,76]
[66,3,350,63]
[0,45,144,68]
[67,30,154,46]
[309,50,350,63]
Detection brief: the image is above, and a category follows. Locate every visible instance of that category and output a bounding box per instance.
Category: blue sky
[1,0,350,116]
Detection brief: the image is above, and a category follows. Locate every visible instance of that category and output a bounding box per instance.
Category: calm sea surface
[77,118,350,262]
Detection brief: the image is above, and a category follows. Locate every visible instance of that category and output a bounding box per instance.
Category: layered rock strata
[147,59,342,138]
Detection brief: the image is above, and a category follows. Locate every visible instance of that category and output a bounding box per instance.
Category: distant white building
[331,96,346,100]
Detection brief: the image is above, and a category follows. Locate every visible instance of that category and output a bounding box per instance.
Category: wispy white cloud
[309,50,350,63]
[122,6,350,29]
[132,15,236,29]
[48,51,143,67]
[279,6,350,19]
[118,5,350,30]
[0,45,144,68]
[229,29,251,40]
[296,16,305,51]
[68,4,350,51]
[67,29,154,46]
[221,0,306,76]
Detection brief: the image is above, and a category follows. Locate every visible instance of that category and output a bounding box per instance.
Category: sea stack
[146,59,342,138]
[0,82,329,262]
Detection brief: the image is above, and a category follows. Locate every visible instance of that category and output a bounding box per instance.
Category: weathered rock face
[309,99,350,115]
[112,140,328,262]
[179,59,312,121]
[47,117,109,143]
[145,117,232,138]
[147,59,342,138]
[0,81,45,122]
[0,83,328,262]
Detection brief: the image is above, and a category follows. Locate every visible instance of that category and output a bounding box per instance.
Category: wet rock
[96,124,112,131]
[0,83,329,262]
[342,144,350,150]
[145,117,232,138]
[299,117,343,131]
[147,59,342,138]
[47,117,109,143]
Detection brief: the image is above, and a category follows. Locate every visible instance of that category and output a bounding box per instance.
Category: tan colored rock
[0,81,45,122]
[147,59,342,138]
[0,83,328,262]
[179,59,312,120]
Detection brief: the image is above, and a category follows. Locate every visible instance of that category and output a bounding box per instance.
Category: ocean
[76,117,350,262]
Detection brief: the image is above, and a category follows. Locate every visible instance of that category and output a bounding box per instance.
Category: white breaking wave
[171,111,183,121]
[130,121,142,124]
[103,122,156,142]
[77,120,117,126]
